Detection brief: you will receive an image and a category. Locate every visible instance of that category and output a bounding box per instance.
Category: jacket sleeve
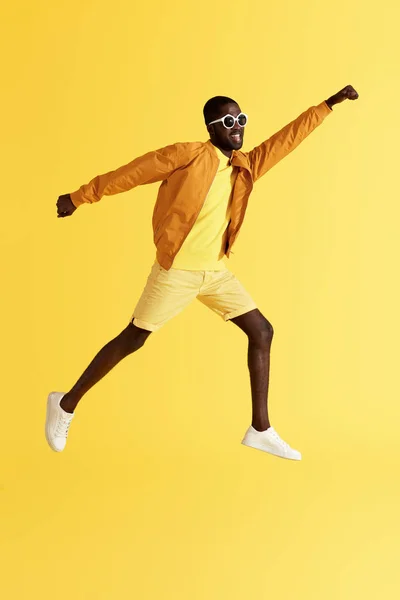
[70,143,182,208]
[247,101,332,182]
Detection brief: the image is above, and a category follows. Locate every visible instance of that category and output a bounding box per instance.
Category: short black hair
[203,96,238,125]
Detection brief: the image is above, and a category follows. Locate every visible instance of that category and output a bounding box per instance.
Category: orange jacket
[70,101,332,270]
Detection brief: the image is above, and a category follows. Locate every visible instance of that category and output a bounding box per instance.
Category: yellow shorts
[130,261,258,332]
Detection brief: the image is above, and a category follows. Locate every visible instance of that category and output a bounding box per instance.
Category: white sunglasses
[208,113,248,129]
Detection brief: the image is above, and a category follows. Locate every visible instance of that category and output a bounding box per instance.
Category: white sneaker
[241,426,301,460]
[45,392,74,452]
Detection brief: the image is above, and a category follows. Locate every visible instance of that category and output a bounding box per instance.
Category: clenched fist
[326,85,359,109]
[57,194,77,218]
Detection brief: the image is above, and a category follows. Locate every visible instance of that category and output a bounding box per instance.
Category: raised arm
[57,143,182,218]
[247,85,359,182]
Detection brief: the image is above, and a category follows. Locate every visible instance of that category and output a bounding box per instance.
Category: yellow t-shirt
[171,145,237,271]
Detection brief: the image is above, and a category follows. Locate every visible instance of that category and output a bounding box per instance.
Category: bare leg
[230,308,274,431]
[60,322,152,413]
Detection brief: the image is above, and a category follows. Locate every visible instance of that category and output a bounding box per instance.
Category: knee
[249,318,274,348]
[121,322,151,354]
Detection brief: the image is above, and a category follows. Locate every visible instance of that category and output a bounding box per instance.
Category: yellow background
[1,0,399,597]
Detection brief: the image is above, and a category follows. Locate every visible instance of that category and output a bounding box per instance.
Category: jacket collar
[205,139,251,173]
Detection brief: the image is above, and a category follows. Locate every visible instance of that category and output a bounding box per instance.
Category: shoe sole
[241,440,301,461]
[45,392,64,452]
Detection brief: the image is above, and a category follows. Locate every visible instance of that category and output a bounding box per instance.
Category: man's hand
[326,85,359,109]
[57,194,77,218]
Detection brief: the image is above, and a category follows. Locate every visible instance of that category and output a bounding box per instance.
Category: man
[46,85,359,459]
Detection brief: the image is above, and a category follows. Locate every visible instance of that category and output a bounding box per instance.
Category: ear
[207,124,215,136]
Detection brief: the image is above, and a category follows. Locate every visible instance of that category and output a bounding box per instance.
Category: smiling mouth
[230,132,242,142]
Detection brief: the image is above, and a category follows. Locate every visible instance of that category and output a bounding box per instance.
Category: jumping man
[46,84,359,459]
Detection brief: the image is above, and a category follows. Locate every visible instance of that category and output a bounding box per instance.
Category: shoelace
[55,414,73,438]
[269,429,289,449]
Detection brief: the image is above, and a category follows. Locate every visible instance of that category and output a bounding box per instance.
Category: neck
[210,140,232,159]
